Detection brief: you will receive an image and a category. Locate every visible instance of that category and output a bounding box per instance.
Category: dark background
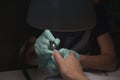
[0,1,30,71]
[0,0,120,71]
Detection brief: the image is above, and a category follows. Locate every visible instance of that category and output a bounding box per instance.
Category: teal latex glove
[34,30,60,67]
[47,48,80,73]
[59,48,80,60]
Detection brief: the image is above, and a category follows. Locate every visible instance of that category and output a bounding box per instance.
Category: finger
[43,30,55,41]
[59,48,70,59]
[70,51,80,60]
[47,60,58,73]
[42,49,53,54]
[34,43,52,54]
[70,53,82,68]
[65,53,77,61]
[38,36,49,45]
[36,35,50,48]
[51,55,56,64]
[67,53,75,59]
[53,49,64,66]
[34,42,48,49]
[58,48,66,58]
[65,53,73,61]
[54,38,60,46]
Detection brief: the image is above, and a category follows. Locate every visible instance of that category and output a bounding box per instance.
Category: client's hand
[53,50,88,80]
[48,48,80,73]
[34,30,60,66]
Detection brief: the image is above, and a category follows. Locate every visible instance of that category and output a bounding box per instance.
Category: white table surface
[27,68,120,80]
[0,68,120,80]
[0,70,26,80]
[84,69,120,80]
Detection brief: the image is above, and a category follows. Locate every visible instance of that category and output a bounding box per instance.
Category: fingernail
[54,49,58,53]
[70,53,75,56]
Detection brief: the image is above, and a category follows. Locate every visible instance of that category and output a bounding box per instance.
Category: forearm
[68,71,89,80]
[80,54,117,71]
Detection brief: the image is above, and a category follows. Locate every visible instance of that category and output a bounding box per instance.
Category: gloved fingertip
[44,29,50,33]
[44,30,55,41]
[54,38,60,46]
[58,48,65,52]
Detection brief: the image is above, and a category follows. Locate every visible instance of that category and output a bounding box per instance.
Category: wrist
[68,72,88,80]
[75,72,88,80]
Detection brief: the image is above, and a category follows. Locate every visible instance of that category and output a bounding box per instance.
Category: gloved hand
[59,48,80,60]
[34,30,60,67]
[47,48,80,73]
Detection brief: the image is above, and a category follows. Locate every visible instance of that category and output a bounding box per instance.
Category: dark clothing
[28,5,110,55]
[27,0,96,31]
